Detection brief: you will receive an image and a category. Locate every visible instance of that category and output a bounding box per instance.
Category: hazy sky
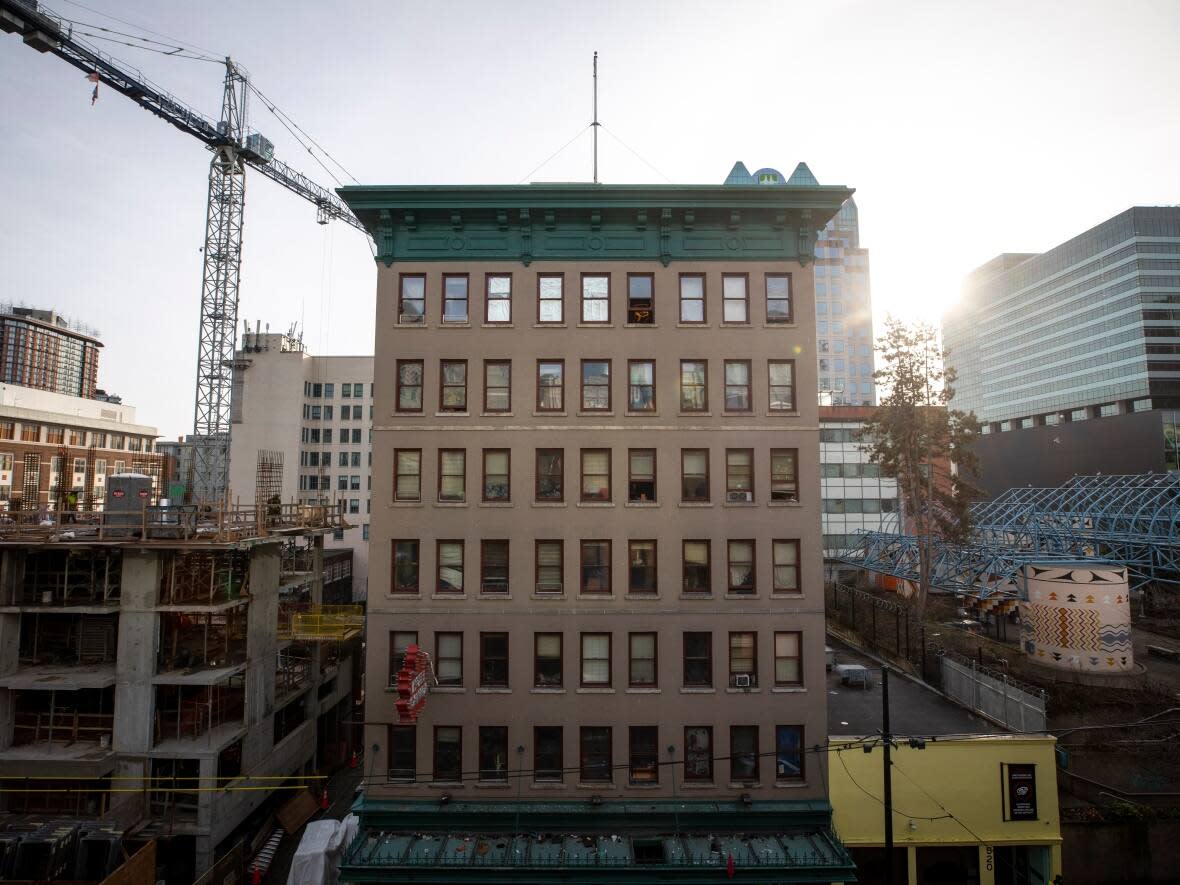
[1,0,1178,438]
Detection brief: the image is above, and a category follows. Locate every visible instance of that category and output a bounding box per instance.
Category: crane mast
[0,0,370,503]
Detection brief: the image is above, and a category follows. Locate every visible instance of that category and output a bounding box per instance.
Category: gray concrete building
[0,501,358,881]
[335,178,855,879]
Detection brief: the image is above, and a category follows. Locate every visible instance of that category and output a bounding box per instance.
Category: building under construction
[0,477,362,882]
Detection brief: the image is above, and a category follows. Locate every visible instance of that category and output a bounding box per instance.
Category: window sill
[476,687,512,694]
[678,502,714,508]
[531,502,567,508]
[474,781,511,789]
[530,593,566,600]
[624,783,661,790]
[678,412,712,417]
[385,779,421,786]
[434,412,470,418]
[625,687,661,694]
[679,593,713,601]
[576,411,615,417]
[480,323,514,329]
[724,593,758,600]
[478,502,514,508]
[771,686,807,693]
[722,502,757,508]
[431,686,466,694]
[577,593,614,601]
[727,782,762,790]
[529,687,566,694]
[576,502,614,508]
[395,323,429,329]
[530,782,566,790]
[479,412,514,417]
[624,593,660,601]
[390,501,424,508]
[478,593,512,600]
[765,411,801,418]
[623,323,659,329]
[624,501,659,508]
[431,593,468,600]
[532,411,567,418]
[435,502,468,508]
[767,501,803,508]
[575,687,615,694]
[624,411,659,418]
[387,593,422,600]
[725,687,763,694]
[719,322,753,328]
[532,323,568,329]
[773,780,809,789]
[438,322,472,328]
[675,323,709,329]
[428,781,465,789]
[575,323,614,329]
[770,592,805,600]
[576,782,617,790]
[680,782,717,790]
[679,687,715,694]
[762,322,798,329]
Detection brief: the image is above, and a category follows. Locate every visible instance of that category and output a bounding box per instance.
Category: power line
[833,748,951,822]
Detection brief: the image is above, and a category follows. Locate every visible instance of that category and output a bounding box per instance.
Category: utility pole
[591,51,599,184]
[882,666,895,885]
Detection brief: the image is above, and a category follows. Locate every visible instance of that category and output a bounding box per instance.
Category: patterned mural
[1020,564,1134,673]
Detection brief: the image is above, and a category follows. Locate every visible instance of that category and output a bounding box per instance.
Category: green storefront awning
[341,798,856,883]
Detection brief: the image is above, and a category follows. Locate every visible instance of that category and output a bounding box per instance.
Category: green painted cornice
[337,183,853,267]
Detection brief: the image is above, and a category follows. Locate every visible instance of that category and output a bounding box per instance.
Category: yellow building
[829,735,1063,884]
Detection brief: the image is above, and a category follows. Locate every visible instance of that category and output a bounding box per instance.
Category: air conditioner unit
[536,582,563,594]
[440,315,468,324]
[734,674,752,688]
[481,580,508,593]
[398,313,425,325]
[727,490,753,503]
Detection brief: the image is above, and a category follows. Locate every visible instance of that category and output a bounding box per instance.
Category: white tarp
[287,815,359,885]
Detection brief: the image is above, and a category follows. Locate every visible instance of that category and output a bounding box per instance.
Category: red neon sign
[395,644,435,723]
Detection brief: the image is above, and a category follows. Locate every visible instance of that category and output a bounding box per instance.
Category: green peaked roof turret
[787,162,820,186]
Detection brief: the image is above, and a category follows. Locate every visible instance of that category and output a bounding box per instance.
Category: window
[436,633,462,686]
[480,633,509,686]
[438,449,466,502]
[481,541,509,593]
[768,361,796,411]
[535,540,563,593]
[581,274,610,323]
[682,541,711,594]
[730,726,759,783]
[729,632,757,687]
[0,421,13,440]
[771,449,799,502]
[679,360,707,411]
[580,540,611,594]
[684,726,713,782]
[627,360,655,411]
[772,540,800,593]
[724,361,751,412]
[537,361,564,411]
[581,633,611,686]
[627,274,654,324]
[442,274,469,323]
[538,274,564,323]
[725,449,753,502]
[628,449,656,502]
[629,726,658,783]
[774,632,802,686]
[68,429,84,446]
[437,541,464,594]
[392,540,419,593]
[579,726,612,782]
[534,633,562,687]
[433,726,462,781]
[679,274,705,323]
[388,726,416,780]
[484,361,511,412]
[681,449,709,502]
[580,360,611,411]
[389,631,418,684]
[482,449,510,501]
[398,274,425,323]
[478,726,508,781]
[728,541,755,594]
[580,449,611,501]
[394,450,421,501]
[629,633,656,686]
[775,725,804,781]
[535,449,564,502]
[628,540,657,594]
[440,360,468,411]
[722,274,749,322]
[534,726,563,781]
[46,426,64,445]
[396,360,424,412]
[766,274,793,323]
[683,633,712,686]
[485,274,511,323]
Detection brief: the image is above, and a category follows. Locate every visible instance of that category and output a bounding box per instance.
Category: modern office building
[820,406,899,563]
[943,207,1180,494]
[726,162,876,405]
[337,178,857,882]
[226,329,372,600]
[0,306,102,399]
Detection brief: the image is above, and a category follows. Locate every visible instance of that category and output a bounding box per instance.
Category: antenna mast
[592,51,599,184]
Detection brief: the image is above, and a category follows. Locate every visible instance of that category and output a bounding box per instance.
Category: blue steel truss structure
[838,474,1180,598]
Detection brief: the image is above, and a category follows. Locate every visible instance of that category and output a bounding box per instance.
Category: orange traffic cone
[320,787,330,810]
[349,751,358,769]
[251,863,262,885]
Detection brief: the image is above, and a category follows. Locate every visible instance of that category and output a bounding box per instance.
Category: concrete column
[243,543,279,771]
[0,550,22,750]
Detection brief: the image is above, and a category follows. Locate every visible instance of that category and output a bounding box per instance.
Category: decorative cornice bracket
[377,209,394,267]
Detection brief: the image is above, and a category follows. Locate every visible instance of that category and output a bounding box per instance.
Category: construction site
[0,474,364,883]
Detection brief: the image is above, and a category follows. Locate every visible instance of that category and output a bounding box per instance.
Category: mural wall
[1020,563,1133,673]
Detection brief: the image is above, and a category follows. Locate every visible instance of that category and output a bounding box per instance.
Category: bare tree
[859,318,981,617]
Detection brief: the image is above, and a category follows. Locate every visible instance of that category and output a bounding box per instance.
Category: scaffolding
[153,681,245,744]
[277,604,362,642]
[255,449,284,511]
[158,610,247,673]
[19,612,117,665]
[159,551,249,606]
[15,549,121,606]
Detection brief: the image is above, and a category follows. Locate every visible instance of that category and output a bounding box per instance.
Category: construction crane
[0,0,370,502]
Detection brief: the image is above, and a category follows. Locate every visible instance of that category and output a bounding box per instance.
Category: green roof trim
[336,182,853,267]
[340,798,856,883]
